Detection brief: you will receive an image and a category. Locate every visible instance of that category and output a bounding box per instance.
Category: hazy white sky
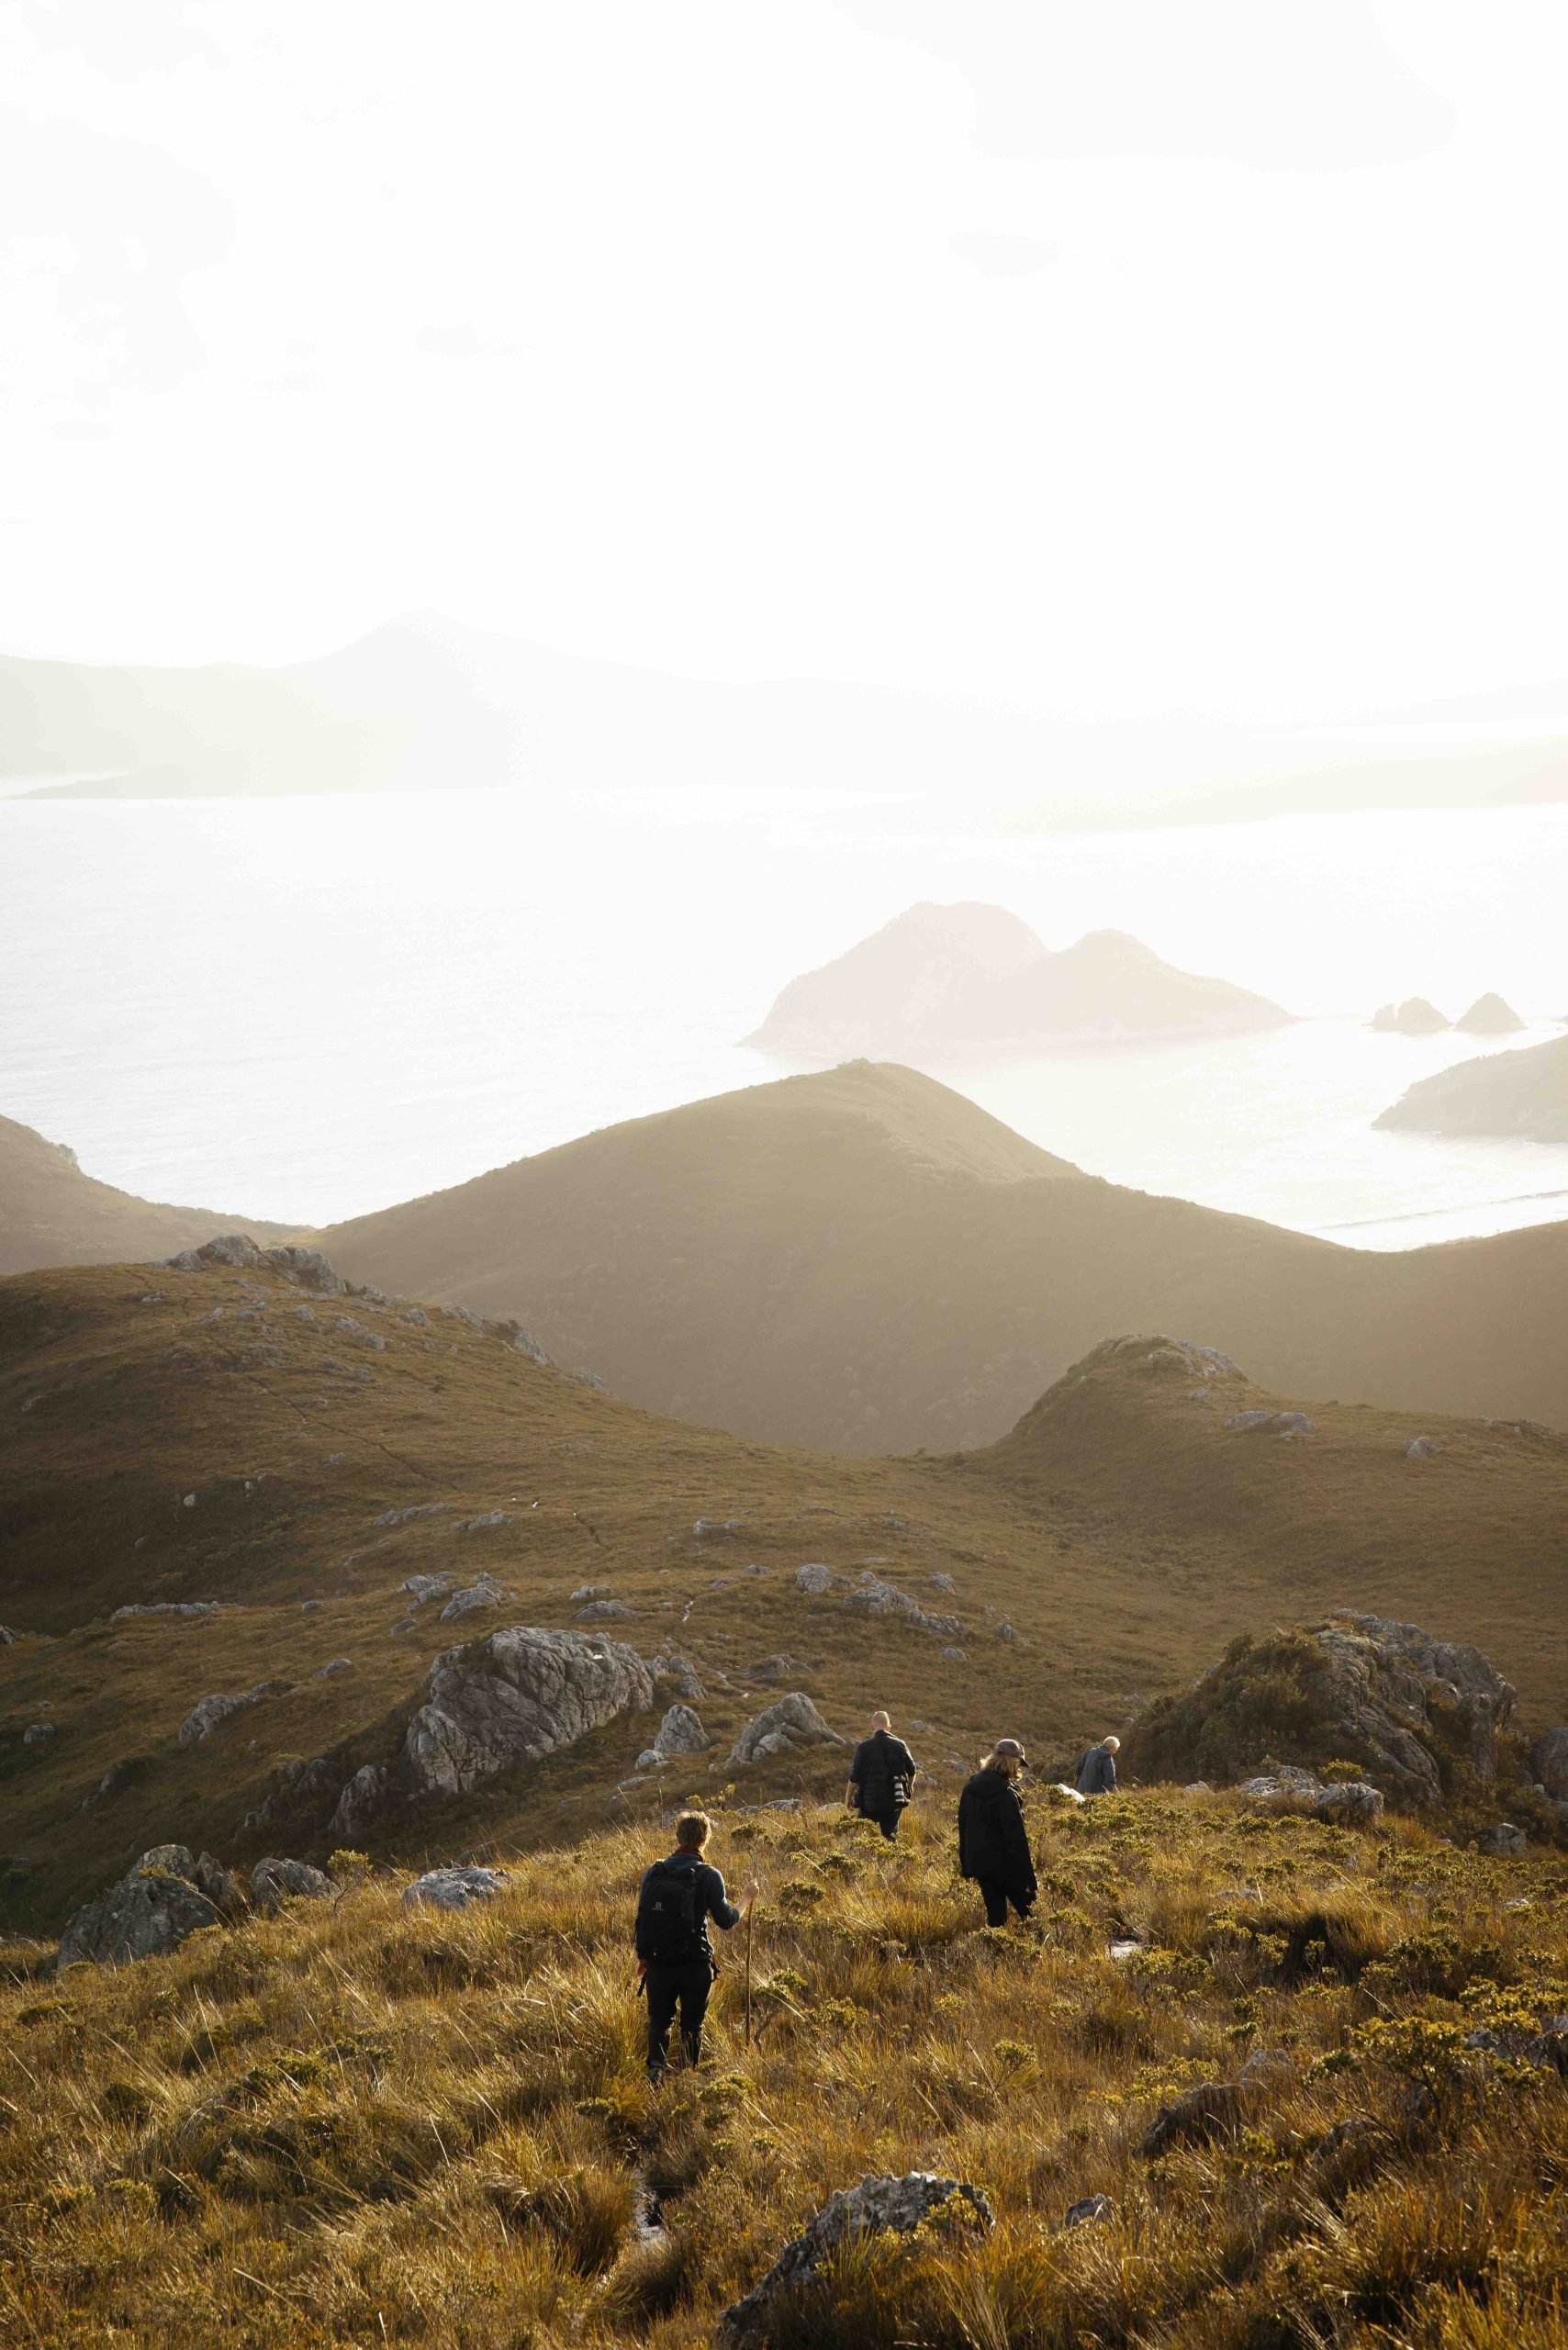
[3,2,1566,722]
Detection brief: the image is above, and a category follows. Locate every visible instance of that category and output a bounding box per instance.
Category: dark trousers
[645,1959,713,2075]
[979,1877,1035,1928]
[866,1807,902,1841]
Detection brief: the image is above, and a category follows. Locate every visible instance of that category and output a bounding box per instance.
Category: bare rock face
[717,2172,993,2347]
[728,1693,845,1766]
[250,1856,332,1915]
[1126,1612,1516,1806]
[405,1626,655,1795]
[58,1845,227,1968]
[328,1762,388,1843]
[842,1571,961,1637]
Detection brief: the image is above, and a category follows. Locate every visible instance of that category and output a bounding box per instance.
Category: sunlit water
[0,786,1564,1245]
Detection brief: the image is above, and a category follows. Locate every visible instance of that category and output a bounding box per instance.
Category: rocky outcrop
[1126,1612,1516,1806]
[403,1865,506,1911]
[328,1762,389,1843]
[1238,1765,1385,1823]
[165,1236,347,1292]
[1226,1409,1316,1437]
[250,1856,332,1914]
[635,1703,711,1771]
[1529,1728,1568,1802]
[842,1571,961,1637]
[795,1563,843,1595]
[717,2172,993,2347]
[728,1693,845,1766]
[58,1844,235,1968]
[404,1626,655,1795]
[1371,998,1450,1034]
[177,1683,277,1745]
[438,1579,512,1622]
[1455,992,1524,1035]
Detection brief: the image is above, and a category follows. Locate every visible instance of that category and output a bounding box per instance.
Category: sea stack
[1371,999,1450,1035]
[1454,992,1525,1035]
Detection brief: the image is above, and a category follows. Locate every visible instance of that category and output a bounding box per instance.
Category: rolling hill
[747,901,1292,1056]
[1375,1031,1568,1145]
[6,1241,1568,1941]
[322,1062,1568,1451]
[0,1110,290,1276]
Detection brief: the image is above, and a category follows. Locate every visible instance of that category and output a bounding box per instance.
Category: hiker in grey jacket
[1076,1736,1120,1796]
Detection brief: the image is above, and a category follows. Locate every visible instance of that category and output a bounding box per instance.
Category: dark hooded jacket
[958,1765,1036,1891]
[1076,1743,1118,1796]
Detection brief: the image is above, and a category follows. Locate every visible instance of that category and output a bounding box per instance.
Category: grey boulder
[795,1562,842,1595]
[717,2172,992,2347]
[250,1856,332,1915]
[1529,1727,1568,1799]
[636,1703,711,1770]
[178,1684,274,1745]
[405,1625,655,1795]
[58,1845,230,1969]
[403,1864,506,1912]
[1477,1821,1527,1855]
[728,1693,844,1766]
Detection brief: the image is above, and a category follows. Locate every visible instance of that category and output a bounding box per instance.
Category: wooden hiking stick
[744,1900,755,2045]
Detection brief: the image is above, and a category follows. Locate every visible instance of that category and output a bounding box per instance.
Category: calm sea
[1,785,1564,1246]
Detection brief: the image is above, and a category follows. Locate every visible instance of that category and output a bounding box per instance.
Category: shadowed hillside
[323,1063,1568,1451]
[0,1112,289,1276]
[961,1335,1568,1695]
[5,1248,1568,1940]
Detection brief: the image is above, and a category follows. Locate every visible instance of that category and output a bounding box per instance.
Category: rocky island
[1375,1031,1568,1145]
[746,901,1293,1058]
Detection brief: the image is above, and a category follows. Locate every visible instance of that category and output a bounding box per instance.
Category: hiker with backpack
[958,1738,1037,1926]
[846,1709,919,1839]
[634,1810,758,2080]
[1076,1734,1120,1796]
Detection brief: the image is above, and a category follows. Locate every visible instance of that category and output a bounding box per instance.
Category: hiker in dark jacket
[846,1709,919,1839]
[958,1739,1036,1926]
[634,1810,757,2079]
[1076,1736,1121,1797]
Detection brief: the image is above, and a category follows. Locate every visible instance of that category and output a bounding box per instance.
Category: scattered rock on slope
[717,2171,993,2347]
[636,1703,711,1770]
[249,1856,332,1914]
[1126,1612,1516,1805]
[328,1762,389,1843]
[177,1684,277,1745]
[404,1625,655,1795]
[403,1865,506,1911]
[58,1844,236,1968]
[728,1693,845,1766]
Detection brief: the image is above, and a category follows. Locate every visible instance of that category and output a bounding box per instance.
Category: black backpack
[636,1859,707,1964]
[857,1731,909,1814]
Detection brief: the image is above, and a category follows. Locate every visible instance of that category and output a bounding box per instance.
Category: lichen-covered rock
[1126,1613,1516,1806]
[636,1703,711,1769]
[1477,1820,1527,1855]
[403,1865,506,1911]
[577,1597,633,1621]
[439,1582,510,1622]
[1226,1409,1316,1436]
[1406,1435,1439,1460]
[842,1572,960,1637]
[328,1762,388,1842]
[264,1245,346,1294]
[250,1857,332,1915]
[1063,2194,1113,2229]
[1314,1780,1385,1824]
[177,1684,274,1745]
[728,1693,844,1767]
[315,1657,353,1678]
[405,1626,655,1795]
[58,1846,225,1968]
[795,1562,841,1595]
[652,1649,705,1700]
[717,2172,992,2346]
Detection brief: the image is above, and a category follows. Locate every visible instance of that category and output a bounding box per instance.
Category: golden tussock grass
[3,1787,1567,2346]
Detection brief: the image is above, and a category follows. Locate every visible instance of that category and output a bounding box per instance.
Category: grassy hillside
[322,1063,1568,1451]
[0,1112,290,1276]
[5,1254,1568,1943]
[3,1792,1568,2347]
[962,1337,1568,1706]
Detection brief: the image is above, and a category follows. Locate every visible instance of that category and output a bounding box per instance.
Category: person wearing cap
[958,1739,1037,1927]
[1076,1735,1121,1797]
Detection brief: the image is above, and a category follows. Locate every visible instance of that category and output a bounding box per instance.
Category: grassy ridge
[3,1791,1568,2345]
